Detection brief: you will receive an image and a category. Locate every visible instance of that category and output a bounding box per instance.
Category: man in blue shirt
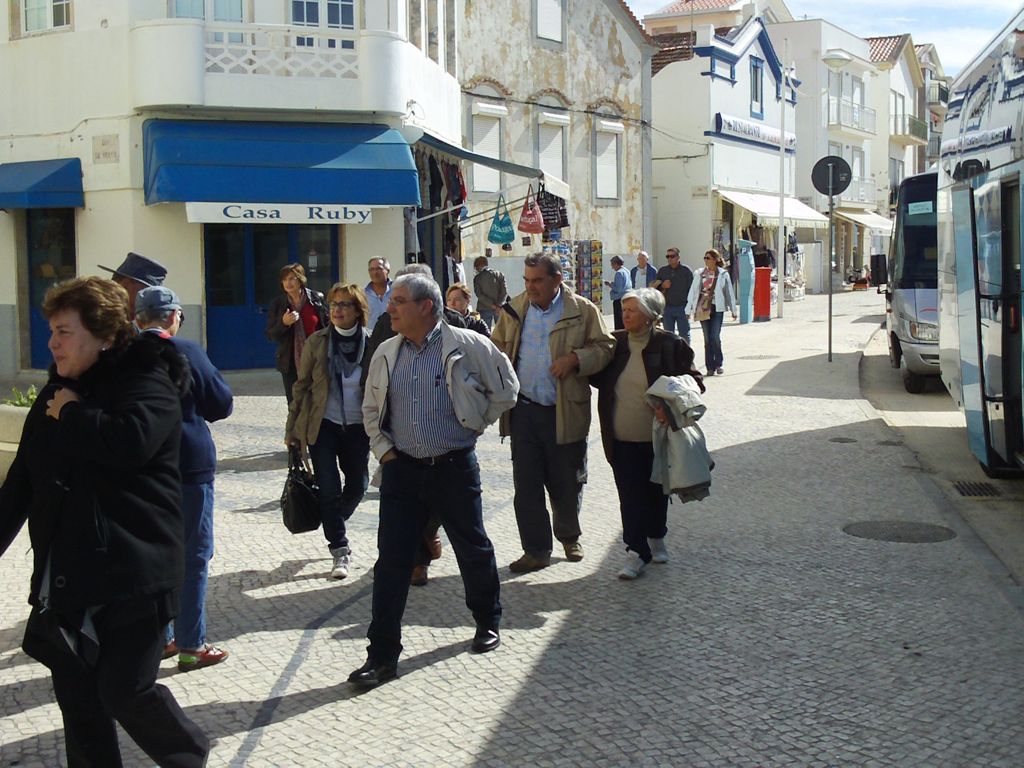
[364,257,392,329]
[605,256,633,330]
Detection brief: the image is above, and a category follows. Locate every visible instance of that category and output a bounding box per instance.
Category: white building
[651,10,825,277]
[643,0,793,35]
[0,1,464,373]
[914,42,950,169]
[768,18,892,287]
[865,34,927,213]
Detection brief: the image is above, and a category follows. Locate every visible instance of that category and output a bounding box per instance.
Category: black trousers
[48,597,209,768]
[612,299,624,330]
[281,366,298,404]
[609,440,668,563]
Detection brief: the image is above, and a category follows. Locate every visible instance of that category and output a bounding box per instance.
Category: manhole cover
[953,480,1001,497]
[737,354,781,360]
[843,521,956,543]
[830,437,858,443]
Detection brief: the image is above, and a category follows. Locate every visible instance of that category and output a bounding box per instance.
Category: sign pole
[827,165,834,363]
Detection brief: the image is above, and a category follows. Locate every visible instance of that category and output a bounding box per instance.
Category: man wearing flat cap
[99,252,168,318]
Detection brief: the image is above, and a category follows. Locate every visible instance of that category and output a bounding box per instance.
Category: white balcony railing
[827,97,877,135]
[203,22,359,79]
[838,176,875,204]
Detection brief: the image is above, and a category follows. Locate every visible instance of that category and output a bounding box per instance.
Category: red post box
[753,266,772,322]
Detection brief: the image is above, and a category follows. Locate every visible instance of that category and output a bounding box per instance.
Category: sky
[624,0,1023,75]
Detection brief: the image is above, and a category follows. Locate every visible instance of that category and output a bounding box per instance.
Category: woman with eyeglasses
[266,263,329,403]
[685,249,737,376]
[286,283,372,580]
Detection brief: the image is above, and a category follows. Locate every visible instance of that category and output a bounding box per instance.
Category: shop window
[536,0,565,45]
[750,57,764,118]
[593,120,623,203]
[23,0,70,33]
[471,100,507,194]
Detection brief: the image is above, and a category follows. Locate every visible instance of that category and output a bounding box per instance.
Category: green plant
[3,385,38,407]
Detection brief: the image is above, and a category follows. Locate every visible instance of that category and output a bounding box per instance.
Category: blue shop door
[27,209,76,369]
[205,223,337,369]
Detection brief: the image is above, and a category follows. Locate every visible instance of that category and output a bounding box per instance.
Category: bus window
[891,174,938,289]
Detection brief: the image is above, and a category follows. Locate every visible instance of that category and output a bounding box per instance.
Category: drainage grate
[830,437,858,443]
[738,354,781,360]
[843,521,956,543]
[953,480,1001,498]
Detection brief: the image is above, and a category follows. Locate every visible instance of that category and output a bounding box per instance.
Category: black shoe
[471,627,501,654]
[347,659,398,688]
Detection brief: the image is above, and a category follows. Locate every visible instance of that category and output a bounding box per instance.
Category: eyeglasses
[666,253,679,259]
[330,301,356,310]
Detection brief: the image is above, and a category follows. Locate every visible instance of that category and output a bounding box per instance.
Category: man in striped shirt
[352,274,519,688]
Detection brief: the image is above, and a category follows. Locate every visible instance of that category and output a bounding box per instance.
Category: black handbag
[281,445,321,534]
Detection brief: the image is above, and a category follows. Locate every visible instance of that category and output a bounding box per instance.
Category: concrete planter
[0,403,29,483]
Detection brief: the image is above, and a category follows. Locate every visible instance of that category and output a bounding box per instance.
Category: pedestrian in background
[492,252,615,573]
[686,249,737,377]
[351,273,518,688]
[591,288,702,579]
[365,257,392,330]
[472,255,507,330]
[604,256,633,330]
[446,283,491,337]
[0,276,209,766]
[631,250,657,290]
[135,285,234,673]
[98,251,168,320]
[287,283,372,581]
[266,263,328,403]
[655,247,694,343]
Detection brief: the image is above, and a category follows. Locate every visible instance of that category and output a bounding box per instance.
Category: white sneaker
[649,538,669,564]
[618,552,647,580]
[330,546,351,580]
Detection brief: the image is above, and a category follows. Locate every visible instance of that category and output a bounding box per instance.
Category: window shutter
[538,124,564,180]
[472,114,501,193]
[537,0,563,43]
[595,131,618,199]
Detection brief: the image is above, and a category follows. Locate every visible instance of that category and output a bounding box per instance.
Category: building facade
[458,0,655,311]
[914,42,950,170]
[0,0,464,373]
[643,0,792,36]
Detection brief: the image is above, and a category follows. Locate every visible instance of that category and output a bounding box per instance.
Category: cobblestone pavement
[2,291,1023,767]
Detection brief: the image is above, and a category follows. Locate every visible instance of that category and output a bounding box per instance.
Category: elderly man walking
[351,273,519,688]
[492,253,614,573]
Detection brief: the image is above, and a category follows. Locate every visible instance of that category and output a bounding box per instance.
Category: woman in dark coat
[591,287,703,580]
[265,263,329,402]
[0,276,209,767]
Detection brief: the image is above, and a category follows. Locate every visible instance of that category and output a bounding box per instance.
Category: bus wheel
[903,369,926,394]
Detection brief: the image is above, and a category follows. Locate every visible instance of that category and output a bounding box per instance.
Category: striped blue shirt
[517,287,564,406]
[388,322,476,458]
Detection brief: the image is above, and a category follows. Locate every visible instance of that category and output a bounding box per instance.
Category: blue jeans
[700,311,725,371]
[167,482,214,650]
[368,449,501,664]
[662,305,690,343]
[309,420,370,551]
[478,308,498,330]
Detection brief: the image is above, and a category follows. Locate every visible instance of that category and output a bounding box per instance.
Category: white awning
[717,189,829,228]
[835,209,894,234]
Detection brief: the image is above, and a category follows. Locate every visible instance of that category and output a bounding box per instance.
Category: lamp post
[776,39,790,318]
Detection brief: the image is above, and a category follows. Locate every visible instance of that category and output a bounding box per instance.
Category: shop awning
[418,131,570,201]
[144,120,420,206]
[0,158,83,209]
[835,208,894,234]
[717,189,829,228]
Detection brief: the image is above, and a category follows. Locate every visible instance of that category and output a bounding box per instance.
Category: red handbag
[517,185,546,234]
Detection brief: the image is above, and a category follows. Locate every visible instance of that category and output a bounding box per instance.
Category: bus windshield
[891,174,938,289]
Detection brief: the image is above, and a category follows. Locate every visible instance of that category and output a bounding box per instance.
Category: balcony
[890,113,928,146]
[827,97,876,137]
[927,134,941,163]
[838,176,875,205]
[129,18,461,140]
[927,81,949,114]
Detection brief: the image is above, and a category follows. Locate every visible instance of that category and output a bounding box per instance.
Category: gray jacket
[362,322,520,460]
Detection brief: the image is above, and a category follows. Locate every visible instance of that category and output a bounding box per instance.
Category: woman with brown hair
[266,263,329,402]
[286,283,372,580]
[445,282,491,337]
[685,248,737,376]
[0,276,209,766]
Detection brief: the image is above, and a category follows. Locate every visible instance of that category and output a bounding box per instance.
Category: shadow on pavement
[745,351,863,399]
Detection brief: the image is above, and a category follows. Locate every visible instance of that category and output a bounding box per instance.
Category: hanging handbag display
[694,269,719,323]
[517,185,546,234]
[486,195,516,244]
[537,186,570,229]
[281,444,321,534]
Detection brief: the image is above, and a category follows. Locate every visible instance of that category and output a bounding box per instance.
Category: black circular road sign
[812,155,853,196]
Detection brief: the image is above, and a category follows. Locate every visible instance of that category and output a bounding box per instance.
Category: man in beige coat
[492,253,614,572]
